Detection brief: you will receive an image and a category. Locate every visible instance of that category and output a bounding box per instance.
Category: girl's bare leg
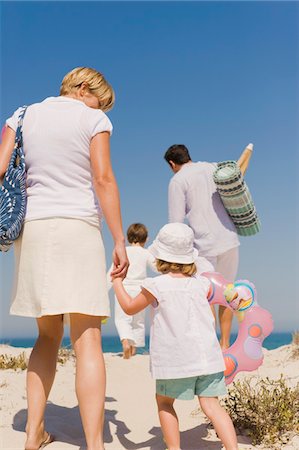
[70,314,106,450]
[25,315,64,450]
[199,396,238,450]
[156,394,181,450]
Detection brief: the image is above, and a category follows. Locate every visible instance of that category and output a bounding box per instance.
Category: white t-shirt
[6,96,113,226]
[142,274,226,379]
[168,161,240,257]
[107,245,157,290]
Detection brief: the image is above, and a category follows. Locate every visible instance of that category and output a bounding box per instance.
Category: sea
[0,332,294,354]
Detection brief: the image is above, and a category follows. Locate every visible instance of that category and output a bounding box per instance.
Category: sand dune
[0,344,298,450]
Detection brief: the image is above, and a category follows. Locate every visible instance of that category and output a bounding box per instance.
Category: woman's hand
[111,241,129,279]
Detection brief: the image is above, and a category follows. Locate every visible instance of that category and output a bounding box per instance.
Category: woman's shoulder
[83,106,113,136]
[6,105,32,131]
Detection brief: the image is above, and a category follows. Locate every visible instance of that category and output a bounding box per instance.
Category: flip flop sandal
[25,432,54,450]
[39,433,54,449]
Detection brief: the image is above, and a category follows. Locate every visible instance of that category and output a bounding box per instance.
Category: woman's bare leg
[25,315,64,450]
[70,314,105,450]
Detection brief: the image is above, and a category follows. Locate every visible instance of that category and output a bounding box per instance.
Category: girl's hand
[111,241,129,279]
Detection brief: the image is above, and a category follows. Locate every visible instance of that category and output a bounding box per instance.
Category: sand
[0,344,298,450]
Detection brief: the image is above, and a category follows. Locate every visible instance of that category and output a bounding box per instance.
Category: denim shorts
[156,372,227,400]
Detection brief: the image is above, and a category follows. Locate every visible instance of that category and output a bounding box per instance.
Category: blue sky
[0,1,298,339]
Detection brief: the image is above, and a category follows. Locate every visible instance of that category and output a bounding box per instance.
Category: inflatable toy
[203,272,273,384]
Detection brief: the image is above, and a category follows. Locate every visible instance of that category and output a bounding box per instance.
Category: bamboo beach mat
[213,160,261,236]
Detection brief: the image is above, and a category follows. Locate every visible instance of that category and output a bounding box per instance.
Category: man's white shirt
[168,161,239,257]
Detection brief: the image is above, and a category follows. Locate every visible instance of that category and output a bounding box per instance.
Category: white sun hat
[148,223,198,264]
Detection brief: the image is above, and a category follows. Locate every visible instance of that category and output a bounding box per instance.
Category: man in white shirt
[164,144,240,349]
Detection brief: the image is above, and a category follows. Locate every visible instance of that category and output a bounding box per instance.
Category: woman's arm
[90,131,129,278]
[0,127,15,181]
[112,277,156,315]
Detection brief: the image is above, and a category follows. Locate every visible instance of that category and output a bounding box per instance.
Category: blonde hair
[60,67,115,112]
[156,259,197,276]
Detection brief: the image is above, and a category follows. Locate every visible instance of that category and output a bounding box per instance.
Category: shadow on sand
[13,399,245,449]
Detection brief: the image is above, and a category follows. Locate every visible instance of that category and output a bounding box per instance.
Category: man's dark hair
[164,144,192,165]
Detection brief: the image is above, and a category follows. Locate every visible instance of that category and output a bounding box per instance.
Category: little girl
[112,223,239,450]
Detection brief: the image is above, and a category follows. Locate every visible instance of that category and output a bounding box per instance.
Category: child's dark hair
[127,223,148,244]
[164,144,192,165]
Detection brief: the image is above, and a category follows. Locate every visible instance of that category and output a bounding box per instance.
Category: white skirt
[10,218,110,319]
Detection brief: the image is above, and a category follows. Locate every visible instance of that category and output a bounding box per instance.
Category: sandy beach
[0,344,298,450]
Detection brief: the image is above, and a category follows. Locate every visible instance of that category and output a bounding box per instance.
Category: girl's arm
[90,132,129,279]
[0,127,15,181]
[113,277,156,315]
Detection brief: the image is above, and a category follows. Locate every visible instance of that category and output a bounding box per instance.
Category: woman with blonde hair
[0,67,129,450]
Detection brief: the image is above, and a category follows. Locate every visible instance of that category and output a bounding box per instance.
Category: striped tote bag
[213,160,261,236]
[0,107,27,252]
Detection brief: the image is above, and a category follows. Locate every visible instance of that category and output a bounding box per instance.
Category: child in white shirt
[107,223,156,358]
[112,223,238,450]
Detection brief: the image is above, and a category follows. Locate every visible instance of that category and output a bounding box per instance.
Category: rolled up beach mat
[213,157,261,237]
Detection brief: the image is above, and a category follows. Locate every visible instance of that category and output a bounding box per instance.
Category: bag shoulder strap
[15,106,27,147]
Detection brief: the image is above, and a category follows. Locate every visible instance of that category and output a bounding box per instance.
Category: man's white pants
[114,285,145,347]
[206,246,239,281]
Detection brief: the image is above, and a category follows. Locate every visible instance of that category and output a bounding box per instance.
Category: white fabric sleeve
[199,276,212,297]
[195,256,215,275]
[141,277,158,300]
[106,263,114,292]
[146,250,158,274]
[6,107,24,132]
[90,110,113,137]
[168,179,186,223]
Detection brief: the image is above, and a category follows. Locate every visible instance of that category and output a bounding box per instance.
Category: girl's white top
[107,246,157,290]
[6,96,113,227]
[142,273,226,379]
